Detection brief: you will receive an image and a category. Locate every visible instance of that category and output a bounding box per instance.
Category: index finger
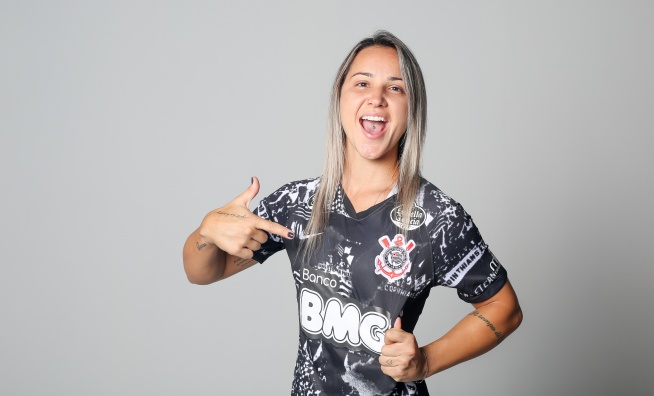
[254,217,295,240]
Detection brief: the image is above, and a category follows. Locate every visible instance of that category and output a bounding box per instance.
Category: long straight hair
[302,30,427,257]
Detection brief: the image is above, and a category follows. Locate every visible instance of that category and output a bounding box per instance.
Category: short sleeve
[431,203,507,303]
[250,191,287,264]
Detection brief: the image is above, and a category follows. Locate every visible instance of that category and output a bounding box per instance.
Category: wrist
[194,229,216,252]
[418,347,430,381]
[415,347,429,383]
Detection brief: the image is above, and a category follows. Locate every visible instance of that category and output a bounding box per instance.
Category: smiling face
[339,45,408,164]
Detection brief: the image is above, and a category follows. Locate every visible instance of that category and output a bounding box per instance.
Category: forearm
[183,227,260,284]
[182,178,295,285]
[183,228,227,285]
[422,282,523,376]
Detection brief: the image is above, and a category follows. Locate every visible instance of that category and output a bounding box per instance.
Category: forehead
[348,45,401,76]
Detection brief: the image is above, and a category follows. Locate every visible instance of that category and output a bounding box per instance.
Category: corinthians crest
[375,234,416,282]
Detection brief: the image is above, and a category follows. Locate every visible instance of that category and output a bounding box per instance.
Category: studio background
[1,1,652,395]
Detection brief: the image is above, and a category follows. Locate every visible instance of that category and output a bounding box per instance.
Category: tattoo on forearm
[470,310,505,344]
[215,211,246,219]
[196,242,207,251]
[233,257,255,267]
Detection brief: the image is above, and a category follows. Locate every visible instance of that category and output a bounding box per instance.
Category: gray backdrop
[1,1,652,395]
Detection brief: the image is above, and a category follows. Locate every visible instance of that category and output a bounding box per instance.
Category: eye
[355,81,369,88]
[389,86,404,93]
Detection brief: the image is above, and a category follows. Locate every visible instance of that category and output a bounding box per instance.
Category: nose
[367,87,387,107]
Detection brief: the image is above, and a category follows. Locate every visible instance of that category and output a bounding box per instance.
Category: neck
[343,161,397,190]
[341,153,399,212]
[342,146,399,187]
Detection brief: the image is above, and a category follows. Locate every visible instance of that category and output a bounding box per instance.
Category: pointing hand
[199,176,294,259]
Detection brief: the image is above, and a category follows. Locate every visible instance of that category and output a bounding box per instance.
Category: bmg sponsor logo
[299,288,390,354]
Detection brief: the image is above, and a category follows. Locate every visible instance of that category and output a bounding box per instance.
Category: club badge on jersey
[374,234,416,282]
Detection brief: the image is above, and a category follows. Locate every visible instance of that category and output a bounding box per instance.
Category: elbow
[187,278,214,285]
[183,261,223,285]
[184,266,203,285]
[184,266,223,285]
[185,272,221,285]
[509,304,523,333]
[500,279,523,334]
[186,272,207,285]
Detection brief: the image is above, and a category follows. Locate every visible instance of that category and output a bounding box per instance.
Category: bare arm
[380,280,522,381]
[422,280,523,375]
[182,228,259,284]
[182,177,294,285]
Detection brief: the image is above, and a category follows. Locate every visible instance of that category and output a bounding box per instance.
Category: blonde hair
[303,30,427,256]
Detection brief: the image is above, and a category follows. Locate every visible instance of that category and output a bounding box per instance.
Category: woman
[183,30,522,396]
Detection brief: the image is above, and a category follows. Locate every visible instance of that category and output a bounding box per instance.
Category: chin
[358,147,395,161]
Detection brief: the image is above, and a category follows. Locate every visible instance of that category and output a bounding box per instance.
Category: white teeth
[361,116,386,122]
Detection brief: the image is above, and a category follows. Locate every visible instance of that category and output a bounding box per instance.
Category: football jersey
[252,177,507,396]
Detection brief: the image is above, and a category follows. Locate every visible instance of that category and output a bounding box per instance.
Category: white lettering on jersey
[443,243,486,286]
[473,256,502,295]
[390,204,426,230]
[299,288,390,354]
[323,299,361,345]
[302,268,338,289]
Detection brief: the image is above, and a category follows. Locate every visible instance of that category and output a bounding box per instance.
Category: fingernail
[250,177,253,185]
[288,232,295,239]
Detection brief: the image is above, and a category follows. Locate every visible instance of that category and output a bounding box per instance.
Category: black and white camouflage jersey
[252,177,507,396]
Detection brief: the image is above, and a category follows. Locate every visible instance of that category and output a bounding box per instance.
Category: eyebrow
[350,72,403,81]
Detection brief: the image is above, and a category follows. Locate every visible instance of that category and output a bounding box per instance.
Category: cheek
[397,99,409,119]
[340,95,355,115]
[396,106,409,131]
[339,100,348,123]
[339,98,359,130]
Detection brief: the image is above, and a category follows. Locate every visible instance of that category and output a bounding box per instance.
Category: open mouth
[360,115,388,135]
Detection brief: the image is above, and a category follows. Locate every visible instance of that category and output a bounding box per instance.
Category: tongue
[362,120,385,134]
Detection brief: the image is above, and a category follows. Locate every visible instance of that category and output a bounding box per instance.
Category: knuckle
[261,232,269,242]
[244,228,256,238]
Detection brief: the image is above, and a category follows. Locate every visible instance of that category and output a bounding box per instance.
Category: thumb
[384,316,403,345]
[235,176,261,208]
